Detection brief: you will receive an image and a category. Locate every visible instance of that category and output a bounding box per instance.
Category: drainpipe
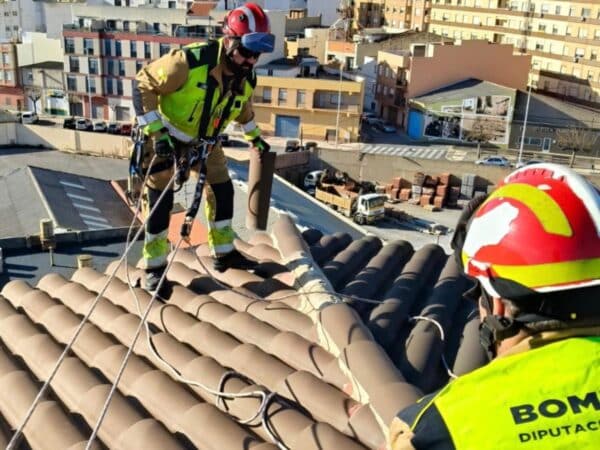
[246,148,276,231]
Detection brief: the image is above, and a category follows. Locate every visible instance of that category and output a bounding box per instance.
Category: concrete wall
[1,123,130,159]
[406,41,531,99]
[312,147,600,188]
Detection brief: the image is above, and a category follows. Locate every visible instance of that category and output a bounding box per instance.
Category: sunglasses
[237,45,261,60]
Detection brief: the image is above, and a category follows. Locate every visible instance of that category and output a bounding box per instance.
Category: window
[123,21,130,32]
[130,41,137,58]
[107,60,114,75]
[538,24,546,32]
[579,28,588,39]
[106,78,113,95]
[541,4,549,14]
[67,75,77,91]
[296,89,305,107]
[552,25,559,34]
[330,93,339,104]
[588,71,594,80]
[69,56,79,72]
[144,42,151,59]
[153,23,160,33]
[575,48,585,58]
[115,40,121,57]
[555,5,561,15]
[168,1,176,7]
[582,8,591,18]
[5,71,12,82]
[278,88,287,105]
[566,26,572,36]
[64,38,75,54]
[535,42,544,51]
[117,79,123,96]
[262,87,271,102]
[159,43,170,56]
[104,39,111,56]
[118,60,125,76]
[89,58,99,74]
[136,61,144,73]
[595,30,600,40]
[83,39,94,55]
[473,16,480,25]
[87,76,96,94]
[12,11,16,16]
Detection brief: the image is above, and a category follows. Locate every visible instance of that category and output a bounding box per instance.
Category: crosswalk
[360,144,450,160]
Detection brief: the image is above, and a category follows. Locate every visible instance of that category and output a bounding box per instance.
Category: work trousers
[137,138,235,269]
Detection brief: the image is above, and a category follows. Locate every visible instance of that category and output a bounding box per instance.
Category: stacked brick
[384,172,463,210]
[385,177,411,201]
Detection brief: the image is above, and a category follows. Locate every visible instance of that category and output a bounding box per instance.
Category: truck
[315,184,386,225]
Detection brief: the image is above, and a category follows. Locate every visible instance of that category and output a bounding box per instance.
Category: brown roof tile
[0,214,485,449]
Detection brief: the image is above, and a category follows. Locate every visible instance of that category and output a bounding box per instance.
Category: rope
[409,315,458,380]
[6,162,178,450]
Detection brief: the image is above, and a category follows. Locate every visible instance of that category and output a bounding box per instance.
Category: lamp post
[335,59,344,148]
[517,79,534,166]
[85,47,93,120]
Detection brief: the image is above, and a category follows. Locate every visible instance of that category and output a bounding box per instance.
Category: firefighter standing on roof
[132,3,273,291]
[389,164,600,450]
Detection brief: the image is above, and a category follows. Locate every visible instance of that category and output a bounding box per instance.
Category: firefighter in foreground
[132,3,273,290]
[389,163,600,449]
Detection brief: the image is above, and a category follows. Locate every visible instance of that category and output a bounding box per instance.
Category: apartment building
[0,42,23,110]
[253,58,364,142]
[354,0,431,31]
[62,5,218,120]
[376,40,530,127]
[429,0,600,106]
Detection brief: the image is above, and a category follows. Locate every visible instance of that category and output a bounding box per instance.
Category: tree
[555,125,598,168]
[25,87,42,114]
[462,117,497,159]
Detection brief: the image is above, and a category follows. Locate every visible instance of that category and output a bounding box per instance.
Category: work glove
[154,133,175,158]
[252,136,270,160]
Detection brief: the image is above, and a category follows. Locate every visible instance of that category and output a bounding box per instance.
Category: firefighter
[389,164,600,449]
[132,3,273,291]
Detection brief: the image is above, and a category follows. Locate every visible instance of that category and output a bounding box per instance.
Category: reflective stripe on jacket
[392,336,600,450]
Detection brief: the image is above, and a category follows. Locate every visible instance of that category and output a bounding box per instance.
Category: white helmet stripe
[240,5,256,32]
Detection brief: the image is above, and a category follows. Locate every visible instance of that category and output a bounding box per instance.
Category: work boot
[213,249,257,273]
[145,266,166,293]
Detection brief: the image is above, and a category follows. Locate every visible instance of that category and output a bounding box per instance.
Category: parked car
[378,122,397,133]
[20,111,39,124]
[75,118,93,131]
[475,156,511,167]
[63,116,77,129]
[285,139,301,152]
[107,122,121,134]
[365,117,383,127]
[93,121,107,132]
[515,159,544,169]
[120,123,133,136]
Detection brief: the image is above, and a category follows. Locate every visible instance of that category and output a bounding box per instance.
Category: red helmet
[224,3,275,53]
[461,163,600,300]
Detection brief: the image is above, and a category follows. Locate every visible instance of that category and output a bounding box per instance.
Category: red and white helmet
[461,163,600,300]
[223,3,275,53]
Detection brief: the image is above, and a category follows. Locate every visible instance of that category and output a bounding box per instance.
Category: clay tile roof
[187,1,217,17]
[0,214,487,449]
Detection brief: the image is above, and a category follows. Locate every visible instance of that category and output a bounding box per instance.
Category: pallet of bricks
[408,172,457,210]
[385,176,411,201]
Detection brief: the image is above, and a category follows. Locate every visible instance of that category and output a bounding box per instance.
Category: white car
[93,121,107,132]
[515,159,544,169]
[20,111,39,124]
[75,118,92,131]
[475,156,511,167]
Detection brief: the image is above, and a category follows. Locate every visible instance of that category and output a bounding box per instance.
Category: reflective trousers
[137,139,235,269]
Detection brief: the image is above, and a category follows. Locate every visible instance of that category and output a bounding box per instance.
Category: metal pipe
[517,84,532,166]
[246,149,276,231]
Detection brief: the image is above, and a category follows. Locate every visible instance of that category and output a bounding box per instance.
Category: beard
[224,54,253,78]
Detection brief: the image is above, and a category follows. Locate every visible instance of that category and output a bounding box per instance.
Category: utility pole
[518,84,532,166]
[335,60,344,148]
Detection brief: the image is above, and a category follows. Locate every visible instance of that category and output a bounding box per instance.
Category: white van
[21,111,39,124]
[303,170,324,195]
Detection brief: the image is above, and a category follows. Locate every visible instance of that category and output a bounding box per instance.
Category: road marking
[82,220,111,229]
[78,213,109,223]
[447,149,469,161]
[66,192,94,202]
[59,180,85,190]
[420,148,434,159]
[73,203,101,212]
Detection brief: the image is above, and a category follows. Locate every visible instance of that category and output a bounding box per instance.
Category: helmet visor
[241,32,275,53]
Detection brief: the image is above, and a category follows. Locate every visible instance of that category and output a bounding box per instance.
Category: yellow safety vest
[432,337,600,449]
[158,39,256,142]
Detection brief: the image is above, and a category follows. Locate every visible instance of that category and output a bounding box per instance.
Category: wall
[406,41,531,99]
[2,123,130,159]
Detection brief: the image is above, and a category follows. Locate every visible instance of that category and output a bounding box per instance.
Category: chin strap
[479,315,522,360]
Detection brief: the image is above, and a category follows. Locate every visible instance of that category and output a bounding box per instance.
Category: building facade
[253,59,364,142]
[430,0,600,106]
[353,0,432,31]
[0,42,23,111]
[376,40,530,127]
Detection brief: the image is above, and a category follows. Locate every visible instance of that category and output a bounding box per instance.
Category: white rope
[5,161,178,450]
[409,315,458,380]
